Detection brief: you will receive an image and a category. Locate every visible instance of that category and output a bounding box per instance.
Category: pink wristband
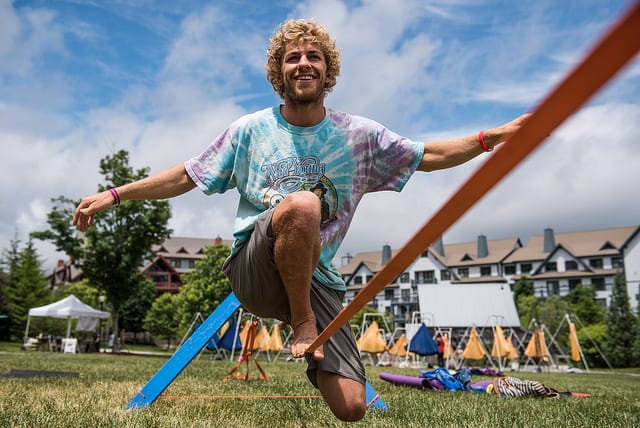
[109,188,120,206]
[478,130,493,152]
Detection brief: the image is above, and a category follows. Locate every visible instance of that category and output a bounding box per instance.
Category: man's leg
[317,371,367,422]
[306,280,367,421]
[271,191,323,360]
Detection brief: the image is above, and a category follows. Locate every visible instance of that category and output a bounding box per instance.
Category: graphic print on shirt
[260,155,338,228]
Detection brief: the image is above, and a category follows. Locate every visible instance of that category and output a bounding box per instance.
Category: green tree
[173,244,232,335]
[633,310,640,366]
[33,150,172,351]
[52,279,103,308]
[576,323,609,368]
[5,239,49,339]
[605,273,637,367]
[144,293,179,349]
[120,276,157,343]
[538,295,568,339]
[516,294,539,328]
[512,276,534,304]
[566,284,604,325]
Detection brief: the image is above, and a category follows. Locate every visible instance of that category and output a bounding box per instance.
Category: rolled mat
[379,372,432,390]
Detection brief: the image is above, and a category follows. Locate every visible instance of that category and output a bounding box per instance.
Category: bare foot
[291,319,324,360]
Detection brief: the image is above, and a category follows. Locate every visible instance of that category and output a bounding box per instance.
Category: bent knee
[332,401,367,422]
[275,191,321,224]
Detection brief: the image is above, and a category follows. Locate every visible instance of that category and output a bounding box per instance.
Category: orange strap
[307,1,640,355]
[223,320,268,382]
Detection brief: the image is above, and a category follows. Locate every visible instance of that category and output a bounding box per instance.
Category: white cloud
[1,0,637,275]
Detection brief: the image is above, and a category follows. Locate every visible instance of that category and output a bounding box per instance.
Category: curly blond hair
[266,19,341,99]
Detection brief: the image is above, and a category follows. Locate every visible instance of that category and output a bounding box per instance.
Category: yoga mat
[379,372,432,390]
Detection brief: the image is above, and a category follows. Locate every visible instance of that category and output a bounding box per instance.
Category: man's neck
[280,100,326,127]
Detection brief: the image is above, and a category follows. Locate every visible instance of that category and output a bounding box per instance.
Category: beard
[282,79,325,104]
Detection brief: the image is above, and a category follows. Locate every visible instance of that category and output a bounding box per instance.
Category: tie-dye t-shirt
[185,106,424,291]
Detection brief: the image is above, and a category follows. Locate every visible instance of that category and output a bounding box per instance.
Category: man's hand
[73,191,115,231]
[484,113,532,150]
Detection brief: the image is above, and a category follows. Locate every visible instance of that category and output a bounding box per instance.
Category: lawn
[0,344,639,427]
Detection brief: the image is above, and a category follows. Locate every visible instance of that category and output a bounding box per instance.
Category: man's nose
[298,54,311,66]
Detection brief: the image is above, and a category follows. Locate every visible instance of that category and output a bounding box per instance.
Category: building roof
[432,237,522,267]
[151,236,233,259]
[503,226,637,263]
[338,237,522,274]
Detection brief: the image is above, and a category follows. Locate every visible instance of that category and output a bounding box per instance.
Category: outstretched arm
[418,113,530,172]
[73,163,196,231]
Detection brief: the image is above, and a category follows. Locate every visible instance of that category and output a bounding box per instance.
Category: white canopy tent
[25,295,110,339]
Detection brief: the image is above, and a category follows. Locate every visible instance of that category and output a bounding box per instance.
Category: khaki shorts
[222,209,365,388]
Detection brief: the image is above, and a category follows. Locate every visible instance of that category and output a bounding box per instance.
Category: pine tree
[605,273,637,367]
[5,239,49,339]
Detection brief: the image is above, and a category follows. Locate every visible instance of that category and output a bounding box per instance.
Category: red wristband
[478,130,493,152]
[109,188,121,206]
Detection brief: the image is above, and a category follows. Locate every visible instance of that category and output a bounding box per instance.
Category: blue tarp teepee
[218,319,243,351]
[408,323,439,356]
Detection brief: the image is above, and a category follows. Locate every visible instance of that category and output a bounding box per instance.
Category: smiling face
[280,42,327,105]
[266,19,341,100]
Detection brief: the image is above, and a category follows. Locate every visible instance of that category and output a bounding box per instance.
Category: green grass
[0,346,639,427]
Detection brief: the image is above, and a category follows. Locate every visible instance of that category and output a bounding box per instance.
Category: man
[73,19,528,421]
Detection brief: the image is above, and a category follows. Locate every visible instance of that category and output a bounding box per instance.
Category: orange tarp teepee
[268,323,284,352]
[569,322,581,362]
[505,336,519,360]
[239,320,252,349]
[443,333,455,359]
[462,327,486,360]
[356,321,387,354]
[491,325,511,358]
[388,333,408,357]
[525,328,551,360]
[255,325,271,352]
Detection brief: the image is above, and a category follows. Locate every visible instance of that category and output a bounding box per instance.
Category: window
[366,275,373,283]
[589,258,603,269]
[354,276,363,285]
[399,272,410,283]
[546,281,560,296]
[592,277,606,291]
[458,268,469,278]
[612,256,624,269]
[520,263,532,274]
[504,264,516,275]
[568,279,581,291]
[415,270,435,284]
[440,269,451,281]
[384,289,394,300]
[545,262,557,272]
[188,260,196,269]
[171,259,181,268]
[565,260,578,271]
[480,266,492,276]
[401,289,411,301]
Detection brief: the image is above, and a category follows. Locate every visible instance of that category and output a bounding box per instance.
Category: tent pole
[24,316,31,341]
[66,317,71,338]
[573,314,614,370]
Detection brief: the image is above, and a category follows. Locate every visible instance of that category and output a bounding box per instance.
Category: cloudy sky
[2,0,639,273]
